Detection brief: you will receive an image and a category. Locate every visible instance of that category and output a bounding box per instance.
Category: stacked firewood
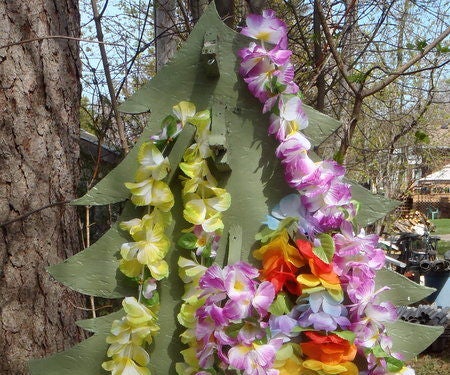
[392,211,435,233]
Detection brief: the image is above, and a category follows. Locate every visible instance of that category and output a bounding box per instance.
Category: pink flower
[334,221,379,257]
[241,9,288,48]
[268,95,308,141]
[228,338,283,375]
[252,281,276,317]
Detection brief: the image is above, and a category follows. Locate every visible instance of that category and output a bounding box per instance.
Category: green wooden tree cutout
[29,4,443,375]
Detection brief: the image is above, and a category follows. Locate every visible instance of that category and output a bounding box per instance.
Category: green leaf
[162,115,179,138]
[348,72,366,83]
[313,233,335,264]
[177,233,198,249]
[414,130,430,144]
[416,38,427,51]
[225,322,245,338]
[371,344,387,358]
[386,356,404,373]
[255,217,297,243]
[436,43,450,53]
[332,330,356,343]
[268,292,293,316]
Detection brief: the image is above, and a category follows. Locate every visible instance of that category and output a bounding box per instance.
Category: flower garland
[103,101,225,375]
[174,10,415,375]
[175,103,232,375]
[101,11,416,375]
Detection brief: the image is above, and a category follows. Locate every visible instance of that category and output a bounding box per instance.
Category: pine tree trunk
[0,1,86,374]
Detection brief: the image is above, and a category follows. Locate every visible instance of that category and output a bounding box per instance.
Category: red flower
[296,238,340,285]
[300,331,357,365]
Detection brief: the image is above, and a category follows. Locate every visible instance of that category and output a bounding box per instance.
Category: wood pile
[392,210,435,233]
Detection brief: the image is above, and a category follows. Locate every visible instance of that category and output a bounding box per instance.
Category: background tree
[0,1,86,374]
[266,0,450,200]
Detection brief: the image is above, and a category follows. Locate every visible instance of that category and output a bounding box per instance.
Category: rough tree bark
[0,1,86,374]
[155,0,177,72]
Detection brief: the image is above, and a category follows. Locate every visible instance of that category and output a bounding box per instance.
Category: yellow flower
[119,258,142,278]
[302,359,358,375]
[274,343,304,375]
[253,230,305,268]
[106,342,149,367]
[183,188,231,231]
[176,346,200,375]
[102,357,151,375]
[103,298,159,375]
[178,299,204,329]
[119,215,170,279]
[120,218,144,236]
[135,142,171,182]
[147,259,169,280]
[125,178,174,211]
[179,157,217,195]
[297,273,343,300]
[173,101,197,125]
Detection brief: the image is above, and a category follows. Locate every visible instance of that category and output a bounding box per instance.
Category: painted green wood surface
[375,268,436,305]
[385,320,444,361]
[28,311,123,375]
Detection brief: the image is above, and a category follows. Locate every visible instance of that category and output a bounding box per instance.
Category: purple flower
[142,277,157,299]
[252,281,276,317]
[241,9,288,48]
[268,314,299,341]
[275,132,311,160]
[273,61,299,94]
[269,193,320,237]
[236,321,267,345]
[244,72,272,103]
[294,292,350,332]
[334,221,380,257]
[199,264,226,298]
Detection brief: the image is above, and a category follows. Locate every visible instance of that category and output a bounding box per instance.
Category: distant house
[413,164,450,218]
[80,129,121,165]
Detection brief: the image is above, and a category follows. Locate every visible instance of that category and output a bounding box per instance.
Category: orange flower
[255,231,305,268]
[296,238,340,285]
[300,331,357,365]
[253,231,305,295]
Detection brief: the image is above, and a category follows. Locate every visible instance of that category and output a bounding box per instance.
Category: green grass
[411,344,450,375]
[431,219,450,235]
[431,219,450,255]
[410,219,450,373]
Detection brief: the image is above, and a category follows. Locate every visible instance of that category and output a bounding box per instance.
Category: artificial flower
[302,359,358,375]
[102,356,151,375]
[183,187,231,232]
[125,178,174,210]
[273,343,303,375]
[135,141,171,181]
[300,331,357,365]
[268,95,308,141]
[240,9,288,48]
[228,338,283,375]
